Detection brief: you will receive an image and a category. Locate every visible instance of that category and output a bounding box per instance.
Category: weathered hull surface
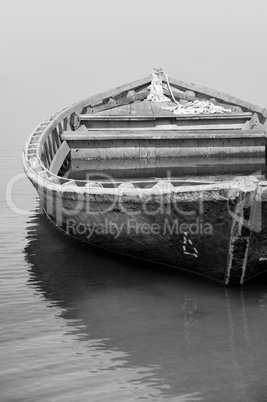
[22,72,267,285]
[25,172,267,286]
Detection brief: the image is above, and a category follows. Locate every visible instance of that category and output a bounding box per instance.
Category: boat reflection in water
[24,210,267,401]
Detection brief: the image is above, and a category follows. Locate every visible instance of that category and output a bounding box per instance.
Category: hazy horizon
[1,0,267,147]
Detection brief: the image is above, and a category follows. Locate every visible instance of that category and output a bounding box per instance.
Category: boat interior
[26,75,267,188]
[60,101,266,187]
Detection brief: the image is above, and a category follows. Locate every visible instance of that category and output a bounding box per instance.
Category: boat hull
[27,173,267,285]
[22,72,267,285]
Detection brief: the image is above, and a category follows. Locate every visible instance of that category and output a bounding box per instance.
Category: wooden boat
[22,69,267,285]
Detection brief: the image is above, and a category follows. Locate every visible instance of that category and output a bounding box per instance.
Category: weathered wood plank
[76,124,88,132]
[130,100,155,116]
[82,77,151,109]
[57,123,63,135]
[43,142,51,166]
[92,77,151,104]
[62,128,266,141]
[82,122,245,130]
[78,112,251,130]
[70,139,265,160]
[93,108,112,116]
[91,89,150,113]
[66,155,265,172]
[47,136,54,160]
[149,101,174,117]
[251,113,261,129]
[79,112,252,121]
[242,112,262,130]
[50,131,58,156]
[109,105,131,116]
[80,115,156,121]
[50,141,71,175]
[62,118,68,131]
[174,113,252,121]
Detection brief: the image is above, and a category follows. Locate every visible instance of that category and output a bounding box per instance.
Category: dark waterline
[1,145,267,401]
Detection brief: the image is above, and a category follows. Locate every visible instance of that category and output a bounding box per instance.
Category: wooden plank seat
[61,129,266,141]
[61,129,267,159]
[79,112,253,121]
[79,112,253,131]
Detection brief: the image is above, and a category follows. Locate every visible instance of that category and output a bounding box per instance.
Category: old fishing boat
[22,69,267,285]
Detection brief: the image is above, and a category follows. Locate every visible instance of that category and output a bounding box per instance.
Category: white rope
[165,73,179,105]
[165,72,232,114]
[163,100,232,115]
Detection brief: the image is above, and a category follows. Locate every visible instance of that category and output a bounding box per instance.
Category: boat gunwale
[23,163,261,202]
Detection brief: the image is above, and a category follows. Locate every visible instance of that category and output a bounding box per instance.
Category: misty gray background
[1,0,267,191]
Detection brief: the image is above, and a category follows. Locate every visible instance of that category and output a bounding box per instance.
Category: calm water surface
[1,144,267,402]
